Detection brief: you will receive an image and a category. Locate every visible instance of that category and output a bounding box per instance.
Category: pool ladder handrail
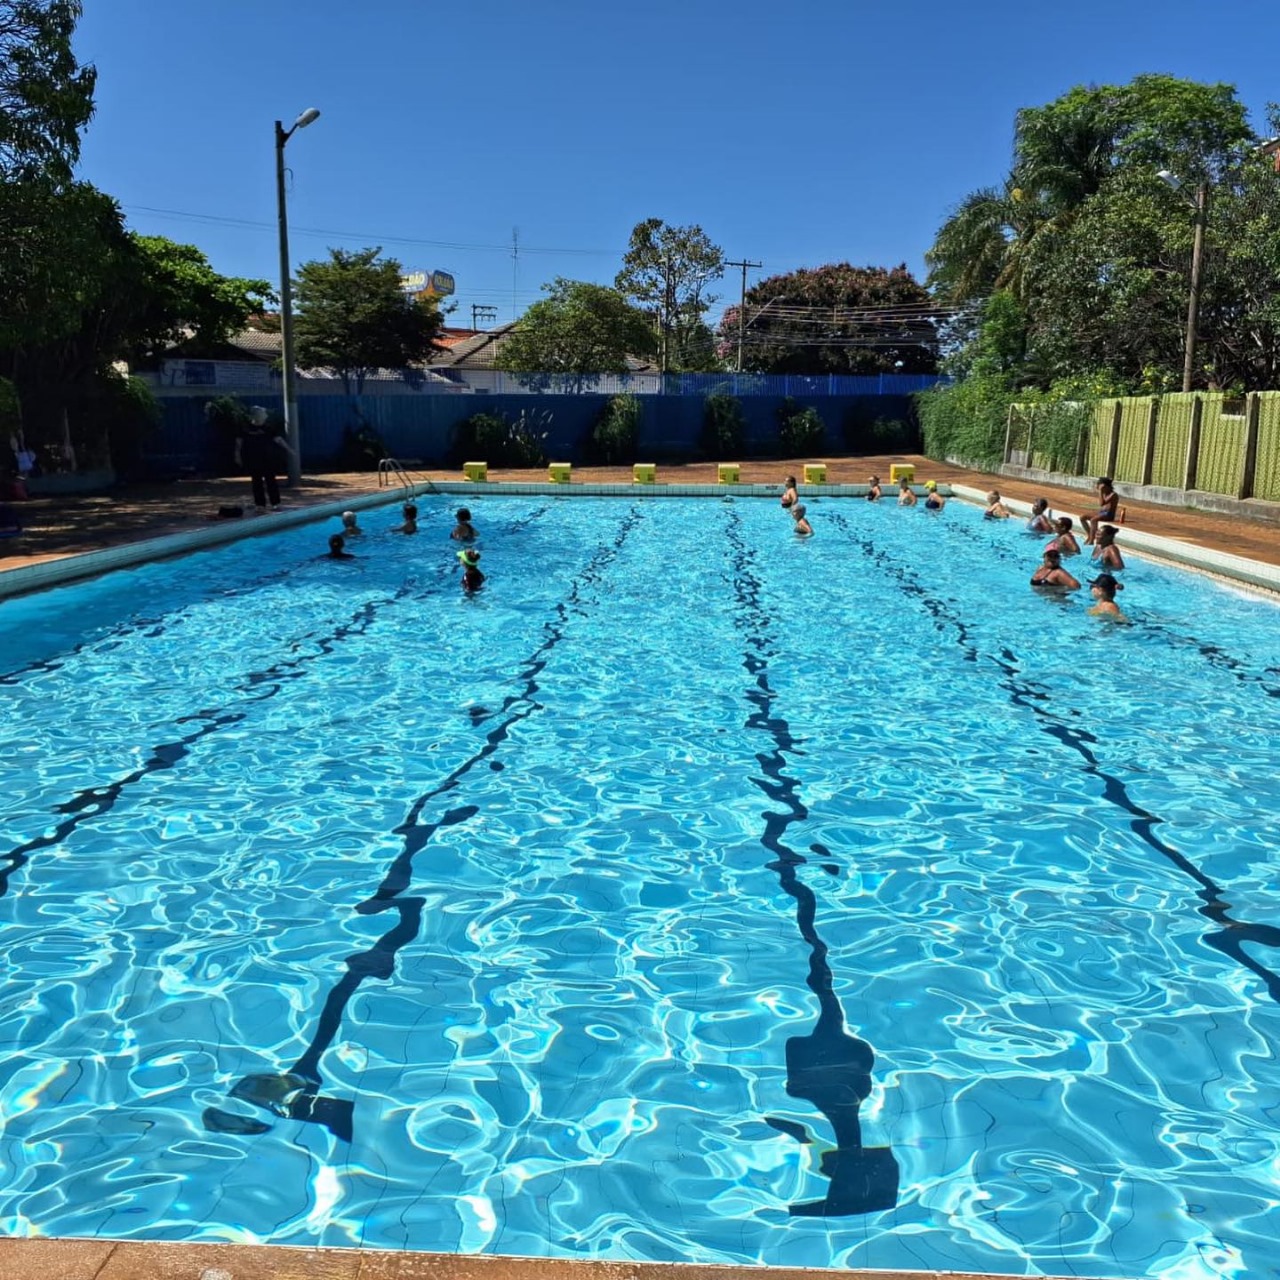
[377,457,413,490]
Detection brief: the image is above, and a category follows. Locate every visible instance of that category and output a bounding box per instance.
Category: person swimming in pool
[866,475,883,502]
[1030,547,1080,590]
[450,508,476,542]
[791,503,813,537]
[780,475,799,509]
[1087,573,1127,620]
[1046,516,1080,557]
[394,502,418,534]
[923,480,945,511]
[1092,524,1125,570]
[1026,498,1054,533]
[325,533,355,560]
[458,547,485,592]
[897,478,917,507]
[984,490,1012,519]
[340,510,364,538]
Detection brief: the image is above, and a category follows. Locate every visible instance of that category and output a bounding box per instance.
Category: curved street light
[275,107,321,487]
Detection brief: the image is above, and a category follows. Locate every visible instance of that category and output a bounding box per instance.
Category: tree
[494,278,656,392]
[0,0,96,183]
[615,219,724,373]
[717,263,938,375]
[293,247,444,394]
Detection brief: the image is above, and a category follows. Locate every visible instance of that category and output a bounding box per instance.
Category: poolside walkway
[2,455,1278,573]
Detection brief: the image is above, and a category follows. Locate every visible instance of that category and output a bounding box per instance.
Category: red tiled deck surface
[0,1239,1113,1280]
[2,455,1277,573]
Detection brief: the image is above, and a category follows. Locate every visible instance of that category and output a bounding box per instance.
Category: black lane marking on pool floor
[723,509,899,1218]
[203,506,647,1144]
[829,511,1280,1007]
[944,516,1280,699]
[0,506,552,897]
[0,579,442,899]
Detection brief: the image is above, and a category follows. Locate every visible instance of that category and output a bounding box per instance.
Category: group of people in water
[988,476,1128,620]
[325,504,485,592]
[781,471,1129,621]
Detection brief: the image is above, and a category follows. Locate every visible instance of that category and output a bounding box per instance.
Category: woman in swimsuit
[1092,525,1124,570]
[1026,497,1054,533]
[897,478,917,506]
[1030,548,1080,590]
[780,476,798,509]
[866,475,883,502]
[923,480,945,510]
[1046,516,1080,557]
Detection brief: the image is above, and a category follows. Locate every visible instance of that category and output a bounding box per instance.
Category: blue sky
[75,0,1278,329]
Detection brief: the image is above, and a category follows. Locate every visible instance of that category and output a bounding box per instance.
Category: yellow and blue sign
[401,269,456,298]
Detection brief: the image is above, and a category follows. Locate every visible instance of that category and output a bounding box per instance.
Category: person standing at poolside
[234,406,294,514]
[780,476,799,509]
[897,478,917,506]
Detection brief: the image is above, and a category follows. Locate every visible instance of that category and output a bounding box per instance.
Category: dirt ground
[3,455,1278,571]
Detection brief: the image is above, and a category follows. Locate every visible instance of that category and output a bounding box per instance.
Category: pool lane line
[722,508,899,1219]
[828,511,1280,1008]
[0,577,446,899]
[203,506,648,1144]
[942,515,1280,700]
[0,507,553,896]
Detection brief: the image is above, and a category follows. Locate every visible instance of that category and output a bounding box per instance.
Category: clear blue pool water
[1,495,1278,1279]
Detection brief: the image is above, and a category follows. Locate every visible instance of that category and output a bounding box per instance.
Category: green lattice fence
[1112,397,1153,483]
[1253,392,1280,501]
[1151,394,1193,488]
[1196,394,1246,495]
[1086,402,1116,475]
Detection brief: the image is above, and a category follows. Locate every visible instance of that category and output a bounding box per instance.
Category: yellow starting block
[803,462,827,484]
[548,461,572,483]
[889,463,915,483]
[633,463,656,484]
[463,461,488,482]
[717,463,741,484]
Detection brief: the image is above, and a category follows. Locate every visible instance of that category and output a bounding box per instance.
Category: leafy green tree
[293,247,444,395]
[615,219,724,372]
[495,278,656,392]
[0,0,96,183]
[718,263,938,375]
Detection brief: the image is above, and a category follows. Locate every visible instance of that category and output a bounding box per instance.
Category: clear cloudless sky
[74,0,1279,328]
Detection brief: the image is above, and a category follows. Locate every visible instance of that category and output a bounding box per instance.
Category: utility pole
[472,304,497,330]
[725,258,762,373]
[511,227,520,323]
[1183,183,1208,393]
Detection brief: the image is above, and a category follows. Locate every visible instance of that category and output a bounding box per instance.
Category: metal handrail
[377,457,413,491]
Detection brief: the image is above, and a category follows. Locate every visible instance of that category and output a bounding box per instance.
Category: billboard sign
[430,270,455,297]
[401,269,456,298]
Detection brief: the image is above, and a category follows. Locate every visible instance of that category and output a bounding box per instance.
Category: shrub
[91,373,160,475]
[701,390,745,458]
[776,398,825,455]
[915,374,1013,468]
[592,394,642,464]
[453,409,549,468]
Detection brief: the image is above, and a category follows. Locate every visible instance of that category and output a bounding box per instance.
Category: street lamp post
[275,107,321,487]
[1158,169,1209,394]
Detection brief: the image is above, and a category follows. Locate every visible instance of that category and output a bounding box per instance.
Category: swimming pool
[1,495,1278,1279]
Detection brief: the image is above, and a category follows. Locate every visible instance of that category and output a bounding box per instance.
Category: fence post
[1239,393,1261,500]
[1073,408,1090,476]
[1025,406,1036,468]
[1183,395,1202,491]
[1140,397,1159,486]
[1003,404,1016,464]
[1106,399,1122,479]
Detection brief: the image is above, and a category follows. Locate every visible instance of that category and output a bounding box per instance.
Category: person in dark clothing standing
[234,406,294,513]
